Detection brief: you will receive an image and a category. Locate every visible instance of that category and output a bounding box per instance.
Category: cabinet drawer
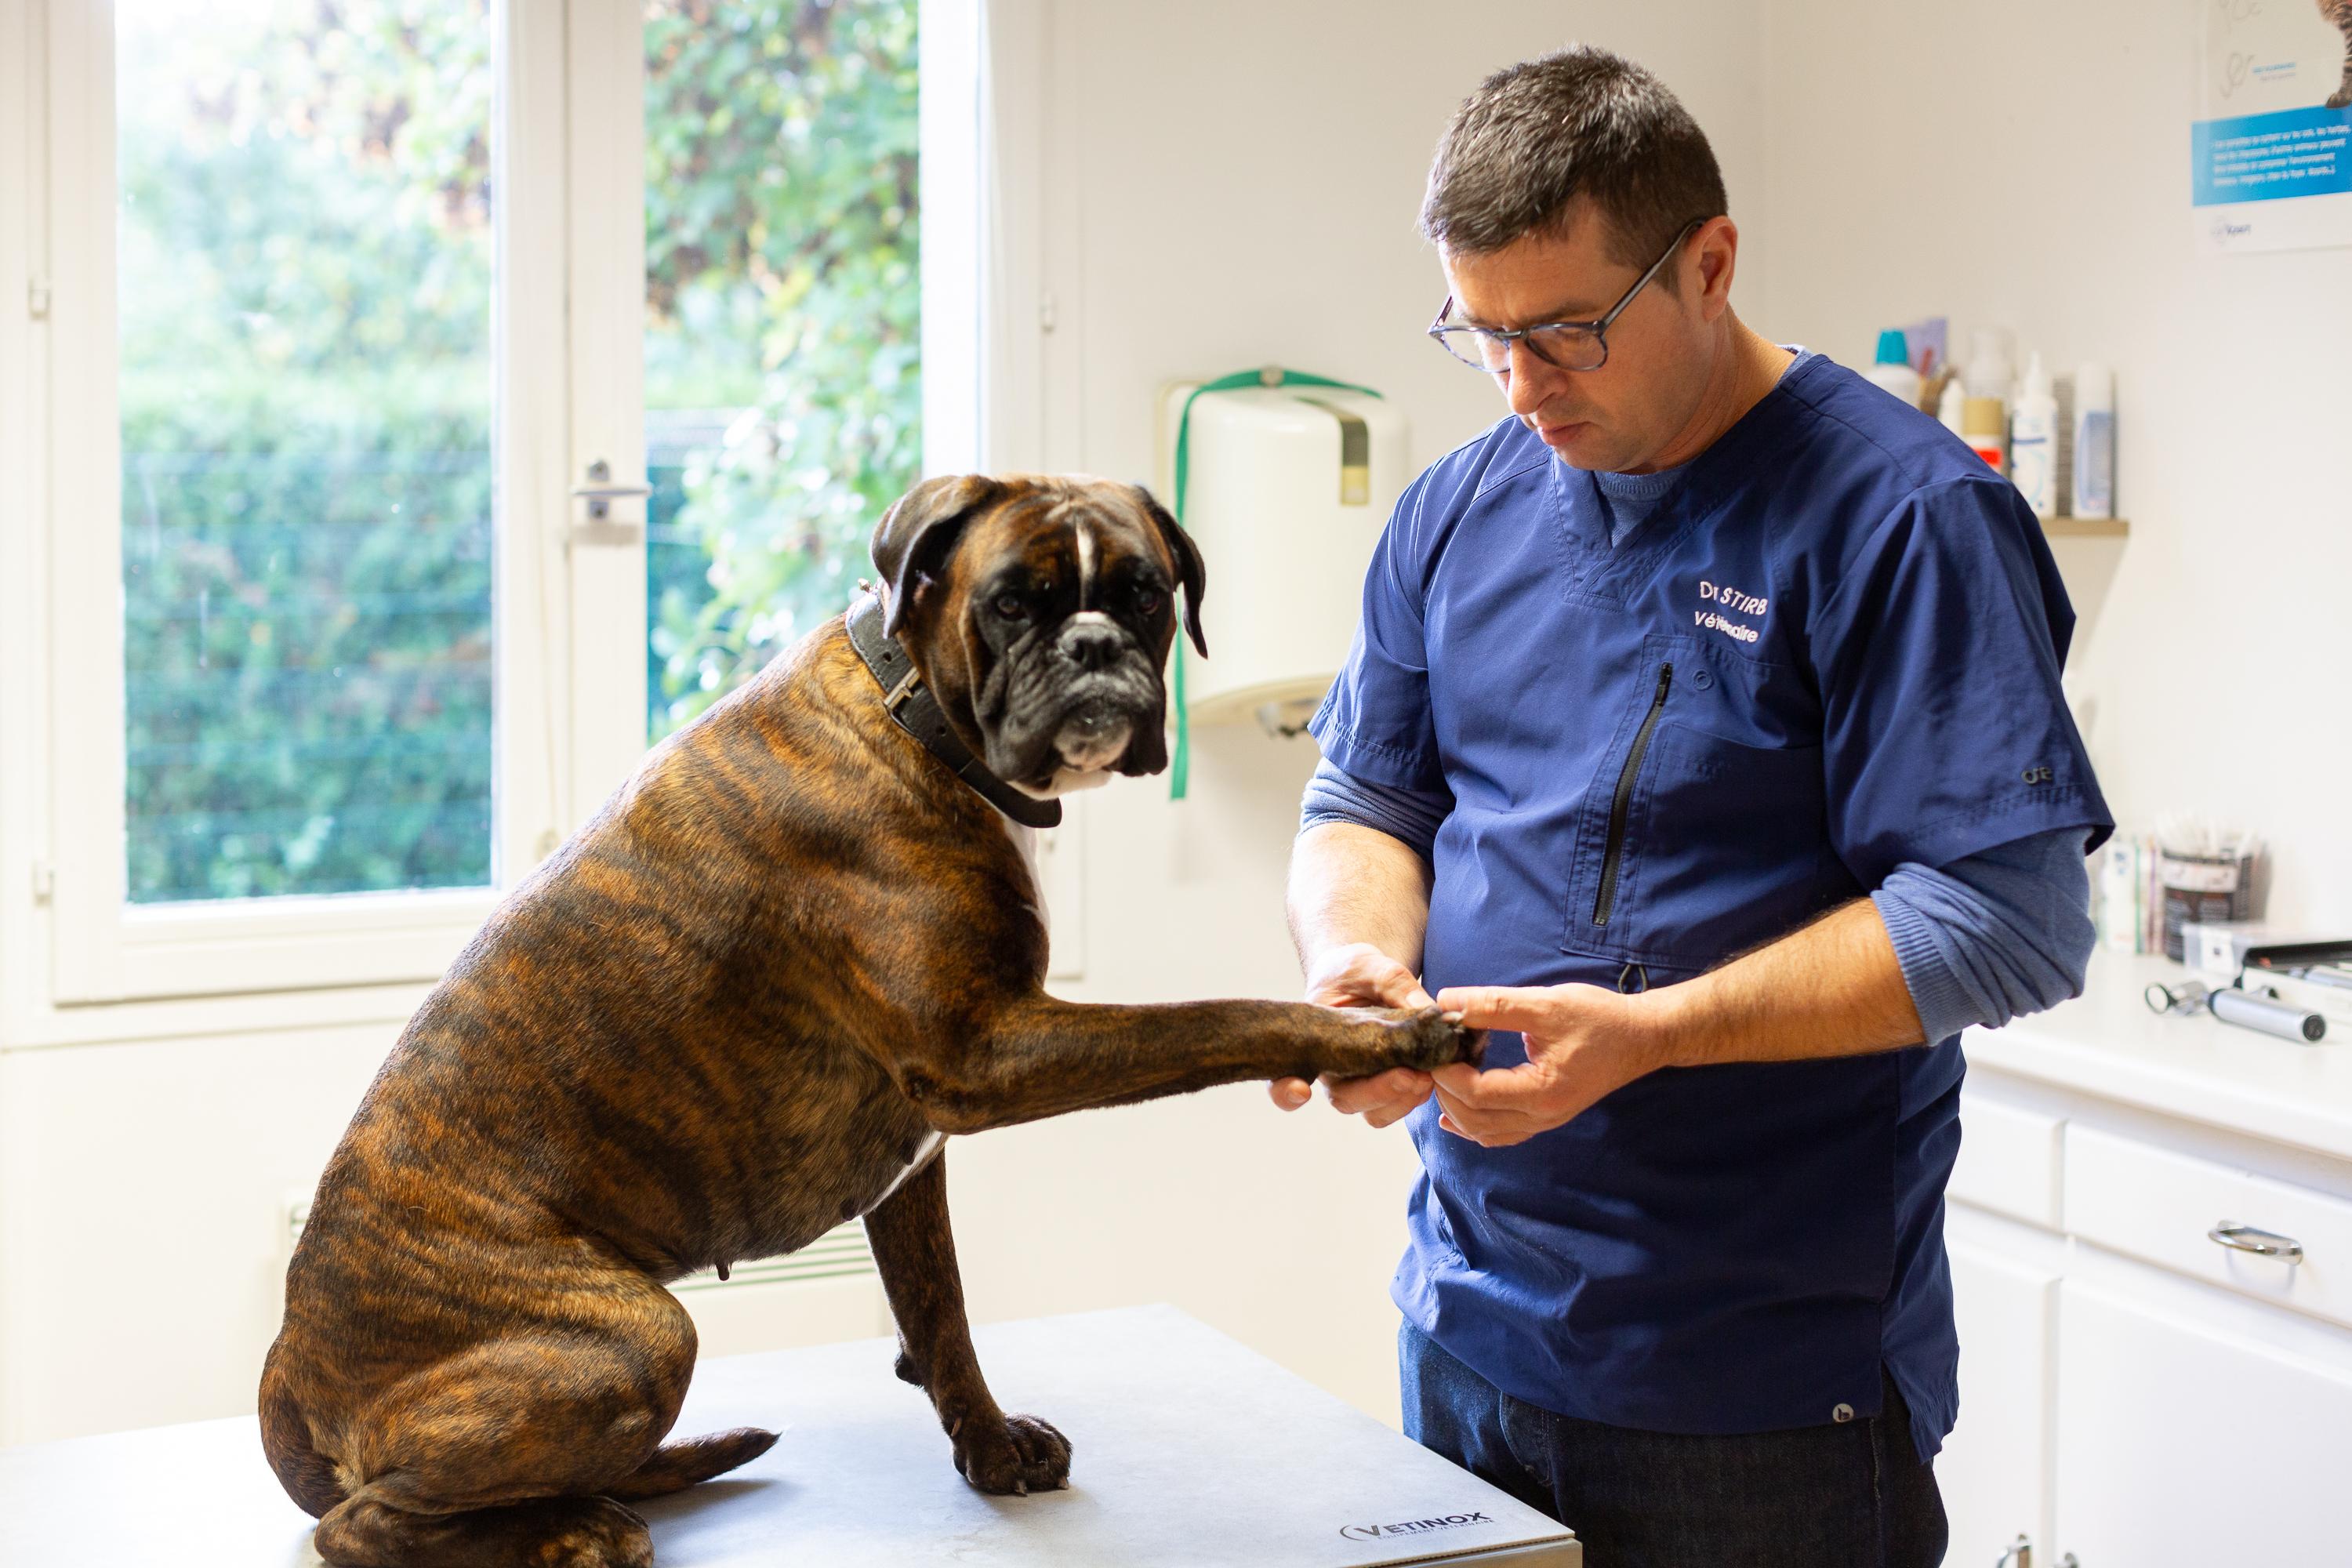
[1951,1094,2063,1229]
[2064,1125,2352,1330]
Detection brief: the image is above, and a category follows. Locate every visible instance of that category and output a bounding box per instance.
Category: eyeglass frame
[1426,216,1708,375]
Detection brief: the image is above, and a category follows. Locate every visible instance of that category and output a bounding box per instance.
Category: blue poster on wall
[2194,0,2352,252]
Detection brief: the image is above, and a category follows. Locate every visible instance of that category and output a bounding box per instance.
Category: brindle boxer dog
[260,474,1481,1567]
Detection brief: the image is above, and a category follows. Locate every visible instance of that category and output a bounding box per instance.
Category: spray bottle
[2009,352,2059,519]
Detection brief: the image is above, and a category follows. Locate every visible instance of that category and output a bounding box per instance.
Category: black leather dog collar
[846,591,1063,830]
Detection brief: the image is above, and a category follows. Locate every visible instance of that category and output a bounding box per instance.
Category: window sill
[0,973,439,1052]
[9,887,495,1047]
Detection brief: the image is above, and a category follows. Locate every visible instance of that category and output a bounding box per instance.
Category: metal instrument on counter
[2145,936,2347,1044]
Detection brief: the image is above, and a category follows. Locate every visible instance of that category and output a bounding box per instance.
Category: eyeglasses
[1427,218,1705,375]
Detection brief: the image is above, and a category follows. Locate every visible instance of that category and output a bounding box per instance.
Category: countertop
[1965,952,2352,1163]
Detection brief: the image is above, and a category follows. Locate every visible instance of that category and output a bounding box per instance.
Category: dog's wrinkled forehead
[948,479,1173,599]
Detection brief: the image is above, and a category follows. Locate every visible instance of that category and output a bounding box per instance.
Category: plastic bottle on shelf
[2071,362,2114,520]
[1963,325,2016,413]
[1961,397,2007,473]
[1862,329,1922,409]
[1936,376,1967,436]
[2009,352,2059,519]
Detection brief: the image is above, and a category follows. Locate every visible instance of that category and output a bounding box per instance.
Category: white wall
[0,1027,389,1439]
[0,1,1773,1445]
[1757,0,2352,928]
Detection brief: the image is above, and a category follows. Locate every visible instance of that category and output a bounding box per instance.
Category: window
[117,0,499,905]
[13,0,976,1012]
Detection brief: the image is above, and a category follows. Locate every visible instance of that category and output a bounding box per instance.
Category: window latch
[568,459,650,546]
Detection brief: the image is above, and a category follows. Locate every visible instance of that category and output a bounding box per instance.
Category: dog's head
[869,474,1207,797]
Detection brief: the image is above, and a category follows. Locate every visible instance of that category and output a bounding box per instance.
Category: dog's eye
[1134,588,1163,616]
[993,593,1027,620]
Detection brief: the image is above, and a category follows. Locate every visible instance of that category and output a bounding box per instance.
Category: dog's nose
[1060,619,1125,673]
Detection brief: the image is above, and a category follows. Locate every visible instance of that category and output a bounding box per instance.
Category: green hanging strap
[1167,365,1385,800]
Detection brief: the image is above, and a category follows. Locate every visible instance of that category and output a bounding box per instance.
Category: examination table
[0,1303,1578,1565]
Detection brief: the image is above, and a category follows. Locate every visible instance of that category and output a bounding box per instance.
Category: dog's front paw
[1313,1006,1483,1083]
[951,1410,1072,1496]
[1386,1005,1486,1073]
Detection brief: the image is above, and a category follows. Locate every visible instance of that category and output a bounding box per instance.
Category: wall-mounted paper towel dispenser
[1156,379,1407,737]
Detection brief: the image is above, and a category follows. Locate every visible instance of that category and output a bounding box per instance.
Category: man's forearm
[1648,898,1928,1069]
[1286,822,1432,976]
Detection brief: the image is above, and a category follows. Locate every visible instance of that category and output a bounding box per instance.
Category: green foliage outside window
[644,0,922,739]
[116,0,918,903]
[118,0,499,903]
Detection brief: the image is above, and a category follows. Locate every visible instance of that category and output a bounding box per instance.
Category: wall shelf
[2043,517,2128,538]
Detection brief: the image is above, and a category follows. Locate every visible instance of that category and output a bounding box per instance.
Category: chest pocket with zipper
[1563,637,1846,973]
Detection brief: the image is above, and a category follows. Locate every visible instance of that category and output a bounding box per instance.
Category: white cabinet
[2054,1281,2352,1566]
[2066,1125,2352,1330]
[1950,1097,2064,1229]
[1946,1076,2352,1567]
[1941,1235,2057,1565]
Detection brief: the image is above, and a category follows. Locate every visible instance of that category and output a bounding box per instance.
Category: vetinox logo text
[1339,1510,1493,1541]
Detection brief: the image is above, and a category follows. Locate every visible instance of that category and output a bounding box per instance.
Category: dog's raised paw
[953,1410,1072,1496]
[1396,1006,1485,1073]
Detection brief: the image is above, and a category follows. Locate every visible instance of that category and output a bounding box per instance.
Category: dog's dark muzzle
[985,633,1167,786]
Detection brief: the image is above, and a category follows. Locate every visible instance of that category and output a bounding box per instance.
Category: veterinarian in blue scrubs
[1274,49,2111,1567]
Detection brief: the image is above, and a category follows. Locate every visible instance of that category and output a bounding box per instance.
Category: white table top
[1969,951,2352,1161]
[0,1305,1577,1567]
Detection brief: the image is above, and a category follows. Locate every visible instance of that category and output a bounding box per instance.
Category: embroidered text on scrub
[1697,579,1768,615]
[1694,579,1766,642]
[1693,610,1760,644]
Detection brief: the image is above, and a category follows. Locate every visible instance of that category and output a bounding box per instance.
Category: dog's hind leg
[258,1340,346,1518]
[316,1494,653,1568]
[863,1147,1071,1496]
[312,1283,728,1567]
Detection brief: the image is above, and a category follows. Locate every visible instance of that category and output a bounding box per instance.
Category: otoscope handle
[2210,986,2327,1044]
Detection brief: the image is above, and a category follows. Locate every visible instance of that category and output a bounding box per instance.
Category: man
[1272,47,2111,1568]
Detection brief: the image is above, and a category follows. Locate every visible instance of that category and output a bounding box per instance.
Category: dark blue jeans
[1399,1323,1947,1568]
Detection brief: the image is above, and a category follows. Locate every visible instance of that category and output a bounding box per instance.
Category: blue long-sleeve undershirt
[1870,829,2094,1042]
[1298,756,2093,1044]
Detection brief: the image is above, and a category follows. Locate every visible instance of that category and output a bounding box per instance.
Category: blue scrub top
[1309,352,2112,1461]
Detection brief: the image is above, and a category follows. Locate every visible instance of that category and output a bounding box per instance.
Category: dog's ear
[870,474,1007,637]
[1128,483,1207,658]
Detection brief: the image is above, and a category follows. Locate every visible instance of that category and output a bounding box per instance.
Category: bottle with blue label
[2071,362,2114,520]
[2009,352,2058,520]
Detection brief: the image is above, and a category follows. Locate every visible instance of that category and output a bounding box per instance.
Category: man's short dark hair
[1420,46,1727,279]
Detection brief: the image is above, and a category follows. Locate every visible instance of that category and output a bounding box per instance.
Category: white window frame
[2,0,1000,1036]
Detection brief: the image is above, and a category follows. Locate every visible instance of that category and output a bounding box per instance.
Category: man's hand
[1269,942,1438,1125]
[1425,982,1666,1147]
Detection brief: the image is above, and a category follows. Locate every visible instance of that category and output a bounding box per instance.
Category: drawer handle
[2207,1221,2304,1264]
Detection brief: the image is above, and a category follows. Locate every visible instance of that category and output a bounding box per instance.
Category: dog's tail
[605,1427,781,1501]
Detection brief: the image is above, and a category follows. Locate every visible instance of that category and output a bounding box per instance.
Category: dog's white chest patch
[1001,817,1049,928]
[870,1130,947,1210]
